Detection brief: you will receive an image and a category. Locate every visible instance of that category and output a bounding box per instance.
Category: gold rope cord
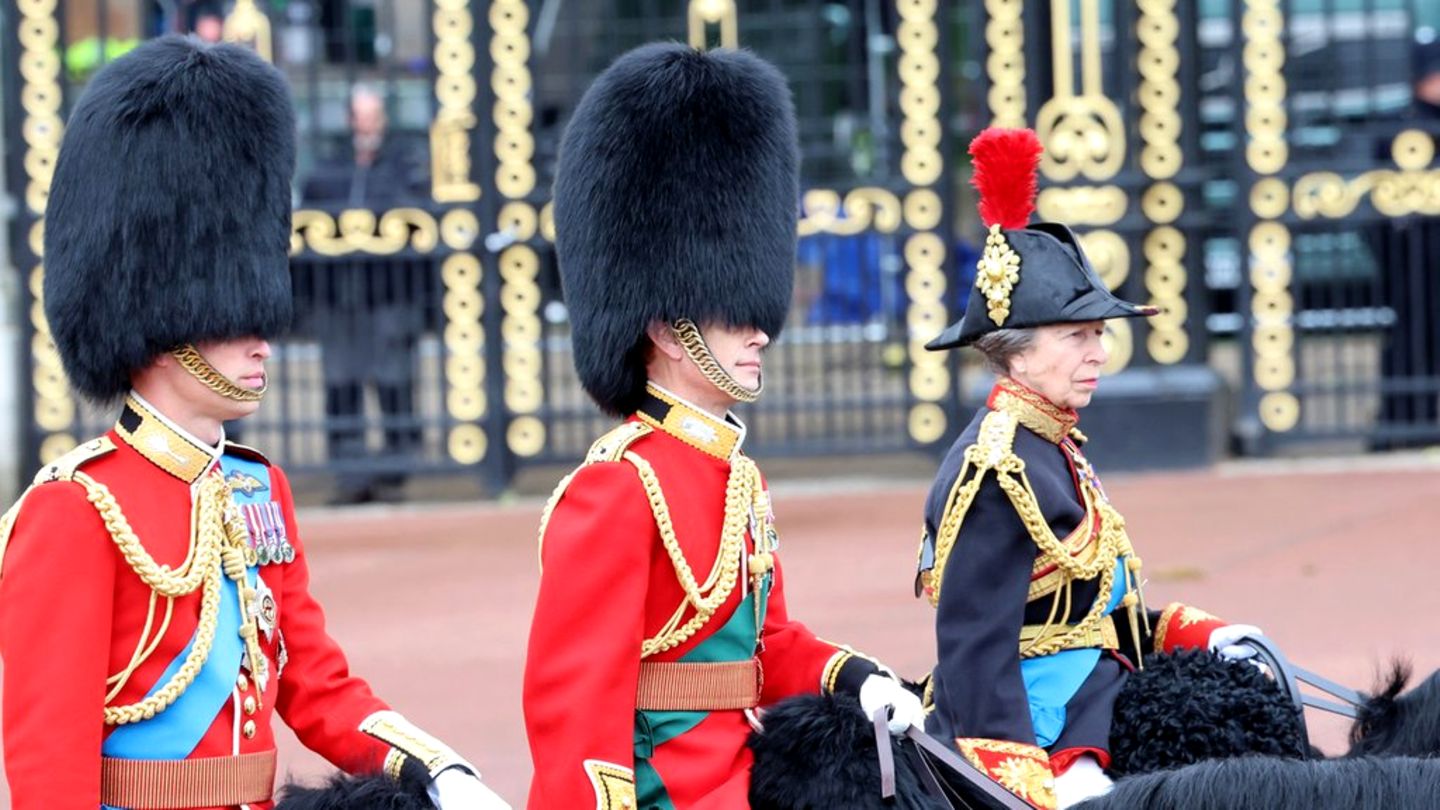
[535,424,769,658]
[671,319,760,403]
[632,452,765,657]
[69,470,260,725]
[171,345,266,403]
[924,411,1145,659]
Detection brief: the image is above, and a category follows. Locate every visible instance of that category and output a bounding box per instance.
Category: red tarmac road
[2,457,1438,806]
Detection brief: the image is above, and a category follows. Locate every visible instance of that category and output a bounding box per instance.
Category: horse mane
[1349,661,1440,758]
[1087,756,1440,810]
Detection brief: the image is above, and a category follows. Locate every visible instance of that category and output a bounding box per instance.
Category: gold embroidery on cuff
[583,759,636,810]
[360,710,471,778]
[821,649,853,693]
[382,749,408,782]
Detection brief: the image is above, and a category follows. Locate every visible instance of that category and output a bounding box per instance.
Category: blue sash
[1020,556,1130,747]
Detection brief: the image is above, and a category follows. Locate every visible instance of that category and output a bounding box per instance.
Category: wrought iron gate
[10,0,1435,492]
[4,0,962,492]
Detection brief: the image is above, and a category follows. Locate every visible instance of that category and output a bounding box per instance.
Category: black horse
[273,652,1440,809]
[746,650,1440,810]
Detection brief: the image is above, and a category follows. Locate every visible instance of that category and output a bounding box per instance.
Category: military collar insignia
[114,393,223,484]
[987,377,1080,445]
[637,382,745,461]
[226,469,270,496]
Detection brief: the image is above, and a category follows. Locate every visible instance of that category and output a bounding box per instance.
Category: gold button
[237,674,249,691]
[243,696,257,715]
[242,720,257,739]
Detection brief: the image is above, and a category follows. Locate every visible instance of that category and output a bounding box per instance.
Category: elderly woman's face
[1009,320,1109,410]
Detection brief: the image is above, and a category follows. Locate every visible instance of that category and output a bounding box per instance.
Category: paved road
[3,458,1438,806]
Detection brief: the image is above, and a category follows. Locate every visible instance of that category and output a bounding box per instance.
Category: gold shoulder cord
[536,421,767,658]
[3,440,261,725]
[925,411,1145,660]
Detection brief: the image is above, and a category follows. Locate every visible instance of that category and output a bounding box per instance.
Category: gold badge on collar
[226,470,269,496]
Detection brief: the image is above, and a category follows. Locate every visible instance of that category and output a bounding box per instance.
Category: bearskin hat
[553,43,799,416]
[926,128,1154,351]
[43,35,296,401]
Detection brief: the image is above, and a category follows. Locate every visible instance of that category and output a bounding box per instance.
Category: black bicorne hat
[553,43,799,417]
[925,128,1155,351]
[44,36,296,401]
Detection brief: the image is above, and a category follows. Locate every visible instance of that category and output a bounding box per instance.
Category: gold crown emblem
[975,223,1020,326]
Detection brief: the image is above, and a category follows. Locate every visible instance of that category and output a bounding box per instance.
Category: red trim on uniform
[1049,746,1110,775]
[1154,602,1227,654]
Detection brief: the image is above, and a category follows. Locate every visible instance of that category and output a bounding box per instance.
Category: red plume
[969,128,1042,229]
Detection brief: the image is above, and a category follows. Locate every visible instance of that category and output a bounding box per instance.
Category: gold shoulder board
[583,420,653,464]
[32,435,118,485]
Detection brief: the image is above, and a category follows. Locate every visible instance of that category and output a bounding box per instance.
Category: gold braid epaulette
[0,437,119,576]
[536,420,763,658]
[925,411,1135,659]
[536,421,655,562]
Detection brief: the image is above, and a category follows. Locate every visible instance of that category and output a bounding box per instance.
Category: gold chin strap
[670,319,761,403]
[171,344,266,403]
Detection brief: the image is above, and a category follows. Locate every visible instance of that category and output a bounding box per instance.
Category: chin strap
[670,319,761,403]
[171,344,265,403]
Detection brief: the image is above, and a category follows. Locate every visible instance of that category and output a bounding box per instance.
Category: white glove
[427,767,512,810]
[1055,755,1112,809]
[857,674,925,735]
[1208,623,1264,662]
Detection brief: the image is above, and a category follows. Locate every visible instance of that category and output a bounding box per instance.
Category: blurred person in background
[0,37,507,810]
[301,84,429,504]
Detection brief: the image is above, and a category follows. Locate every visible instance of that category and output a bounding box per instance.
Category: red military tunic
[524,384,881,809]
[0,395,435,809]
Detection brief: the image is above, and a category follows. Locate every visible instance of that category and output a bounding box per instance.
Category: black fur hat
[553,43,799,416]
[43,35,296,401]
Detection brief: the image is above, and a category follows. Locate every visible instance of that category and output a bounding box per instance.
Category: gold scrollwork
[1140,182,1184,225]
[688,0,737,49]
[290,209,439,256]
[223,0,272,62]
[447,424,488,466]
[442,252,486,465]
[489,0,545,456]
[1241,0,1295,432]
[430,0,481,203]
[1035,0,1125,182]
[1293,132,1440,220]
[1100,318,1133,377]
[431,113,481,203]
[1035,186,1127,227]
[985,0,1025,127]
[1259,391,1300,432]
[507,415,546,457]
[899,3,948,445]
[40,433,77,465]
[1135,0,1188,367]
[798,188,903,236]
[1142,226,1188,365]
[440,209,480,250]
[19,0,72,455]
[1075,230,1130,292]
